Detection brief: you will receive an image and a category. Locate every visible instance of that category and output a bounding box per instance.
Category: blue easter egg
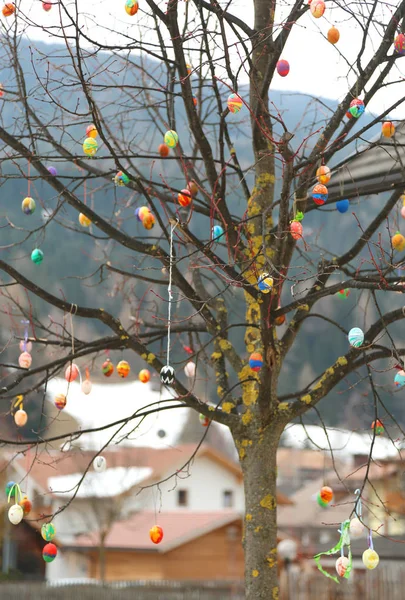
[336,199,349,213]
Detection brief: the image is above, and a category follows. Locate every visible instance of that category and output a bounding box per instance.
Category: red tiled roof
[72,510,242,553]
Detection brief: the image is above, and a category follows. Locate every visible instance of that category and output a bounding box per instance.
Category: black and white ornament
[160,365,175,384]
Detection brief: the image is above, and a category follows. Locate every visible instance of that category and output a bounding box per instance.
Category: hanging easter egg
[316,493,329,508]
[19,496,31,517]
[22,197,36,215]
[114,171,130,186]
[102,358,114,377]
[2,4,16,17]
[258,272,274,293]
[349,98,365,118]
[227,93,243,113]
[42,2,52,11]
[249,352,263,372]
[54,393,67,410]
[327,26,340,44]
[186,63,192,75]
[336,199,349,213]
[18,351,32,369]
[8,504,23,525]
[199,414,210,427]
[401,205,405,219]
[125,0,139,15]
[336,288,350,299]
[392,231,405,251]
[31,248,44,265]
[93,456,107,472]
[160,365,175,384]
[158,143,169,157]
[6,481,16,499]
[14,409,28,427]
[79,213,91,227]
[335,556,350,577]
[139,369,150,383]
[47,166,57,176]
[65,363,79,382]
[348,327,364,348]
[41,523,56,541]
[43,543,58,563]
[212,225,224,240]
[316,165,331,185]
[394,369,405,387]
[312,183,328,206]
[117,360,131,378]
[83,137,98,157]
[394,33,405,55]
[164,130,179,148]
[142,212,155,230]
[86,124,98,138]
[349,517,364,539]
[371,419,384,435]
[276,60,290,77]
[319,486,333,504]
[19,340,32,353]
[310,0,325,17]
[193,96,198,107]
[184,361,196,378]
[187,181,198,196]
[382,121,395,138]
[149,525,164,544]
[81,379,92,395]
[178,189,192,207]
[346,111,353,120]
[290,221,303,240]
[135,206,150,222]
[274,311,286,326]
[362,548,379,570]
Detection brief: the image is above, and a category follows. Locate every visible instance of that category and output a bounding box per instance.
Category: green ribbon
[7,483,22,505]
[314,519,352,584]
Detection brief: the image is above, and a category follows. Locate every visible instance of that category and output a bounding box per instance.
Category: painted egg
[317,493,329,508]
[83,137,98,157]
[42,2,52,11]
[227,93,243,113]
[47,166,57,176]
[362,548,379,570]
[336,199,349,213]
[394,33,405,55]
[193,96,198,107]
[135,206,150,222]
[335,556,350,577]
[394,369,405,387]
[382,121,395,138]
[22,197,36,215]
[312,183,328,206]
[86,124,98,138]
[19,496,32,516]
[187,181,198,196]
[290,221,303,240]
[186,64,192,75]
[348,327,364,348]
[276,60,290,77]
[117,360,131,378]
[79,213,91,227]
[316,165,331,185]
[14,409,28,427]
[8,504,23,525]
[54,393,67,410]
[114,171,130,186]
[158,143,169,157]
[164,130,179,148]
[125,0,139,15]
[212,225,224,240]
[149,525,164,544]
[41,522,56,541]
[392,232,405,251]
[160,365,175,384]
[337,288,350,298]
[2,4,16,17]
[93,456,107,472]
[178,189,192,207]
[184,361,196,378]
[65,363,79,382]
[349,98,365,118]
[371,419,384,435]
[349,517,364,538]
[327,26,340,44]
[319,486,333,504]
[18,351,32,369]
[142,212,155,230]
[81,379,92,395]
[310,0,325,17]
[258,272,274,293]
[31,248,44,264]
[5,481,16,498]
[199,414,210,426]
[249,352,263,372]
[401,206,405,219]
[139,369,150,383]
[102,359,114,377]
[43,543,58,563]
[274,312,286,326]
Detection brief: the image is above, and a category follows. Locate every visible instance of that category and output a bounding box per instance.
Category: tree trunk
[234,424,282,600]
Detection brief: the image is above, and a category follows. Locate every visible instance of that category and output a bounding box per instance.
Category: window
[177,489,188,507]
[223,490,234,508]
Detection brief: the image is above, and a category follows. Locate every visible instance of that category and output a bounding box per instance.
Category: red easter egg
[158,144,169,157]
[276,60,290,77]
[290,221,303,240]
[65,363,79,382]
[178,189,192,207]
[149,525,164,544]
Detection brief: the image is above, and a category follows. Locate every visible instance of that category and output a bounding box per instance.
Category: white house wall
[46,550,90,581]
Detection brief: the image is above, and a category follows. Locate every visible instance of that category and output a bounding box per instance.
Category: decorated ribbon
[314,519,352,584]
[368,528,374,551]
[21,319,29,351]
[354,488,362,518]
[8,482,22,505]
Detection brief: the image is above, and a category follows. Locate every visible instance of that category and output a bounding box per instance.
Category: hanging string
[166,221,178,367]
[21,319,29,351]
[27,159,31,197]
[368,529,374,550]
[354,488,362,518]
